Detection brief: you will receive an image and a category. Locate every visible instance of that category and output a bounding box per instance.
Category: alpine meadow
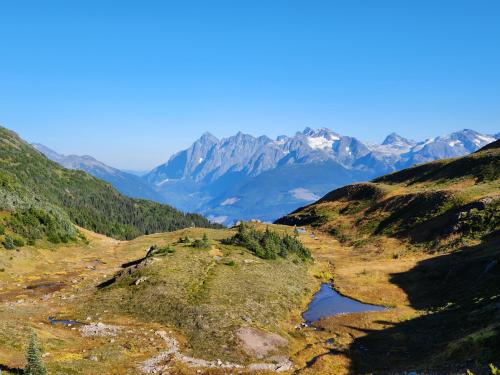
[1,1,499,374]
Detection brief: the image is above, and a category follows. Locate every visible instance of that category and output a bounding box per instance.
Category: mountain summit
[381,132,416,148]
[143,127,496,224]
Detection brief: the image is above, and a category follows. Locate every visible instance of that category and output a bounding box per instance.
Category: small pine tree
[202,233,209,247]
[24,332,47,375]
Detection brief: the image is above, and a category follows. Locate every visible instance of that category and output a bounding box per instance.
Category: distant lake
[303,284,385,323]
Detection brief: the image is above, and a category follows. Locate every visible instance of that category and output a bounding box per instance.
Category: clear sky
[1,0,499,170]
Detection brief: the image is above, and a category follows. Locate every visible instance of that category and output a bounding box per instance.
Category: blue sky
[1,1,499,170]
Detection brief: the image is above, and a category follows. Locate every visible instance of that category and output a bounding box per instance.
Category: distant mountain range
[35,128,498,225]
[32,144,164,202]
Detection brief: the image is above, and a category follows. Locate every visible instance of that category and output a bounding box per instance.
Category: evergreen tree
[202,232,210,247]
[222,223,311,261]
[24,332,47,375]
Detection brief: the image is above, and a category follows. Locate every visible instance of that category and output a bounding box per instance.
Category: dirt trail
[139,330,293,373]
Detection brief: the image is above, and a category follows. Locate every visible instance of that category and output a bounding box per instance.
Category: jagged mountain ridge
[143,128,496,224]
[146,127,496,186]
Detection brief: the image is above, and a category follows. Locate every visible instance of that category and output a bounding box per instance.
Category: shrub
[222,223,311,261]
[178,236,191,244]
[329,225,350,243]
[192,233,210,249]
[3,235,15,250]
[148,245,176,257]
[0,225,5,235]
[13,237,25,247]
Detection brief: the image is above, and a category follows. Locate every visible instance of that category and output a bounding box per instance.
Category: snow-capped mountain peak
[145,128,496,189]
[382,132,416,148]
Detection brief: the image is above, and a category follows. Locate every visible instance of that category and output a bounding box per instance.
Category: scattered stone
[139,329,292,373]
[135,276,149,285]
[80,322,121,337]
[236,327,287,359]
[480,197,493,205]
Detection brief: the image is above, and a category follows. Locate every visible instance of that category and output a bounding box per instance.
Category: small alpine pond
[303,283,385,323]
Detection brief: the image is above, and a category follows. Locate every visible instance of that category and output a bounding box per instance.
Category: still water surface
[303,283,385,323]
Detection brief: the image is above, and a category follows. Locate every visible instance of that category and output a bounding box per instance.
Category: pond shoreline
[302,283,386,323]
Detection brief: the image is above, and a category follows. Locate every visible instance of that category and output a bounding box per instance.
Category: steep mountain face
[30,127,495,227]
[33,144,164,202]
[276,142,500,372]
[145,128,496,224]
[0,127,220,244]
[396,128,496,168]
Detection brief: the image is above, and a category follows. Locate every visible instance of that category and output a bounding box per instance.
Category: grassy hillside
[276,141,500,373]
[82,226,315,365]
[277,141,499,252]
[0,126,220,244]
